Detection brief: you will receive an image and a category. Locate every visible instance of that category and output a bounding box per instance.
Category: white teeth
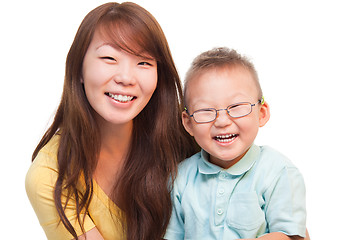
[217,134,235,139]
[107,93,134,102]
[215,134,237,143]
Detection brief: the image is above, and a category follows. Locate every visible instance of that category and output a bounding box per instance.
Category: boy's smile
[214,133,238,143]
[182,66,269,169]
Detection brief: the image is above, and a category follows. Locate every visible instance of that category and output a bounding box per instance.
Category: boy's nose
[213,110,232,127]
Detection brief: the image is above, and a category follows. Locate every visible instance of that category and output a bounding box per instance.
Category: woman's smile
[105,92,136,103]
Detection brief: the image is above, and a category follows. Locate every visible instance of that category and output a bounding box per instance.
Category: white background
[1,0,359,239]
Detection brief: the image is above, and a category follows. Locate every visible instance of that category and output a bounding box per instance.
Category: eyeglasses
[185,99,262,124]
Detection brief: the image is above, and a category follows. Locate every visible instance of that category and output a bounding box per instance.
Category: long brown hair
[32,2,198,239]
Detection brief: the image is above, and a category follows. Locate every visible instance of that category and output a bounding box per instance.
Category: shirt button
[219,172,227,179]
[218,189,225,195]
[217,209,224,215]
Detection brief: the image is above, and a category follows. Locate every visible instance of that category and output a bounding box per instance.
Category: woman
[25,2,198,239]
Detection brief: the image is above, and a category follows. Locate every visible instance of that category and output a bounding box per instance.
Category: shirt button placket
[218,188,225,196]
[219,172,227,180]
[215,171,228,225]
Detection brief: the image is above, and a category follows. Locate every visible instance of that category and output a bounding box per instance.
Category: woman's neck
[94,118,133,196]
[100,121,133,160]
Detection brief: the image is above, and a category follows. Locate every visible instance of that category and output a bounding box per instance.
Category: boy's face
[183,66,270,169]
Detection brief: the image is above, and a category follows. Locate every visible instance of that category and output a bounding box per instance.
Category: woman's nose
[113,62,136,85]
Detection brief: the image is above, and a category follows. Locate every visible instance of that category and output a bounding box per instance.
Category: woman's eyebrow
[138,53,156,60]
[95,43,155,60]
[96,42,119,50]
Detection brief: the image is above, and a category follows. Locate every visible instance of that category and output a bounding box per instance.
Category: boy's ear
[182,111,194,136]
[259,101,270,127]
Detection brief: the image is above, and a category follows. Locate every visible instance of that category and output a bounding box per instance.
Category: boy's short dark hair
[184,47,263,103]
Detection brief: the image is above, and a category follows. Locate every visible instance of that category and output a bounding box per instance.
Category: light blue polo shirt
[164,145,306,240]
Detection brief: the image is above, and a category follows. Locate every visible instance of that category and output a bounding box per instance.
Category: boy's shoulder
[258,145,296,168]
[174,152,202,183]
[251,145,304,193]
[254,145,302,183]
[178,151,202,171]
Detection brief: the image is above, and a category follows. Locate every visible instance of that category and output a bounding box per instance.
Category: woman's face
[82,30,158,126]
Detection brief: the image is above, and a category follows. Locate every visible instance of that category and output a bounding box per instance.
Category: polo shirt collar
[198,144,260,176]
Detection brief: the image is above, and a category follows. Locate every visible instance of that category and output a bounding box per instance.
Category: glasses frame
[185,99,262,124]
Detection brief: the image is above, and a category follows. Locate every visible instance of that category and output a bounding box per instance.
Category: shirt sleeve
[263,166,306,237]
[25,150,96,240]
[164,176,185,240]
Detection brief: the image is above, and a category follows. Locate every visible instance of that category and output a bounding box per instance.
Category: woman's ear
[259,101,270,127]
[182,111,194,136]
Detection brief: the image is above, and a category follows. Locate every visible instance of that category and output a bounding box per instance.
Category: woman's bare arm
[73,227,105,240]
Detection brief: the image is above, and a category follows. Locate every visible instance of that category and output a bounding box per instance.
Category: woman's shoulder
[31,134,60,170]
[25,134,61,201]
[38,134,61,159]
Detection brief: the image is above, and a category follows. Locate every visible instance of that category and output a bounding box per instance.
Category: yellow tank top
[25,134,125,239]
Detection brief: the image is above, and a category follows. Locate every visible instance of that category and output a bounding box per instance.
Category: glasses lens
[193,109,216,123]
[228,103,251,118]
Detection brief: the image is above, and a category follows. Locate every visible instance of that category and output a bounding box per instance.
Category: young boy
[164,47,306,240]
